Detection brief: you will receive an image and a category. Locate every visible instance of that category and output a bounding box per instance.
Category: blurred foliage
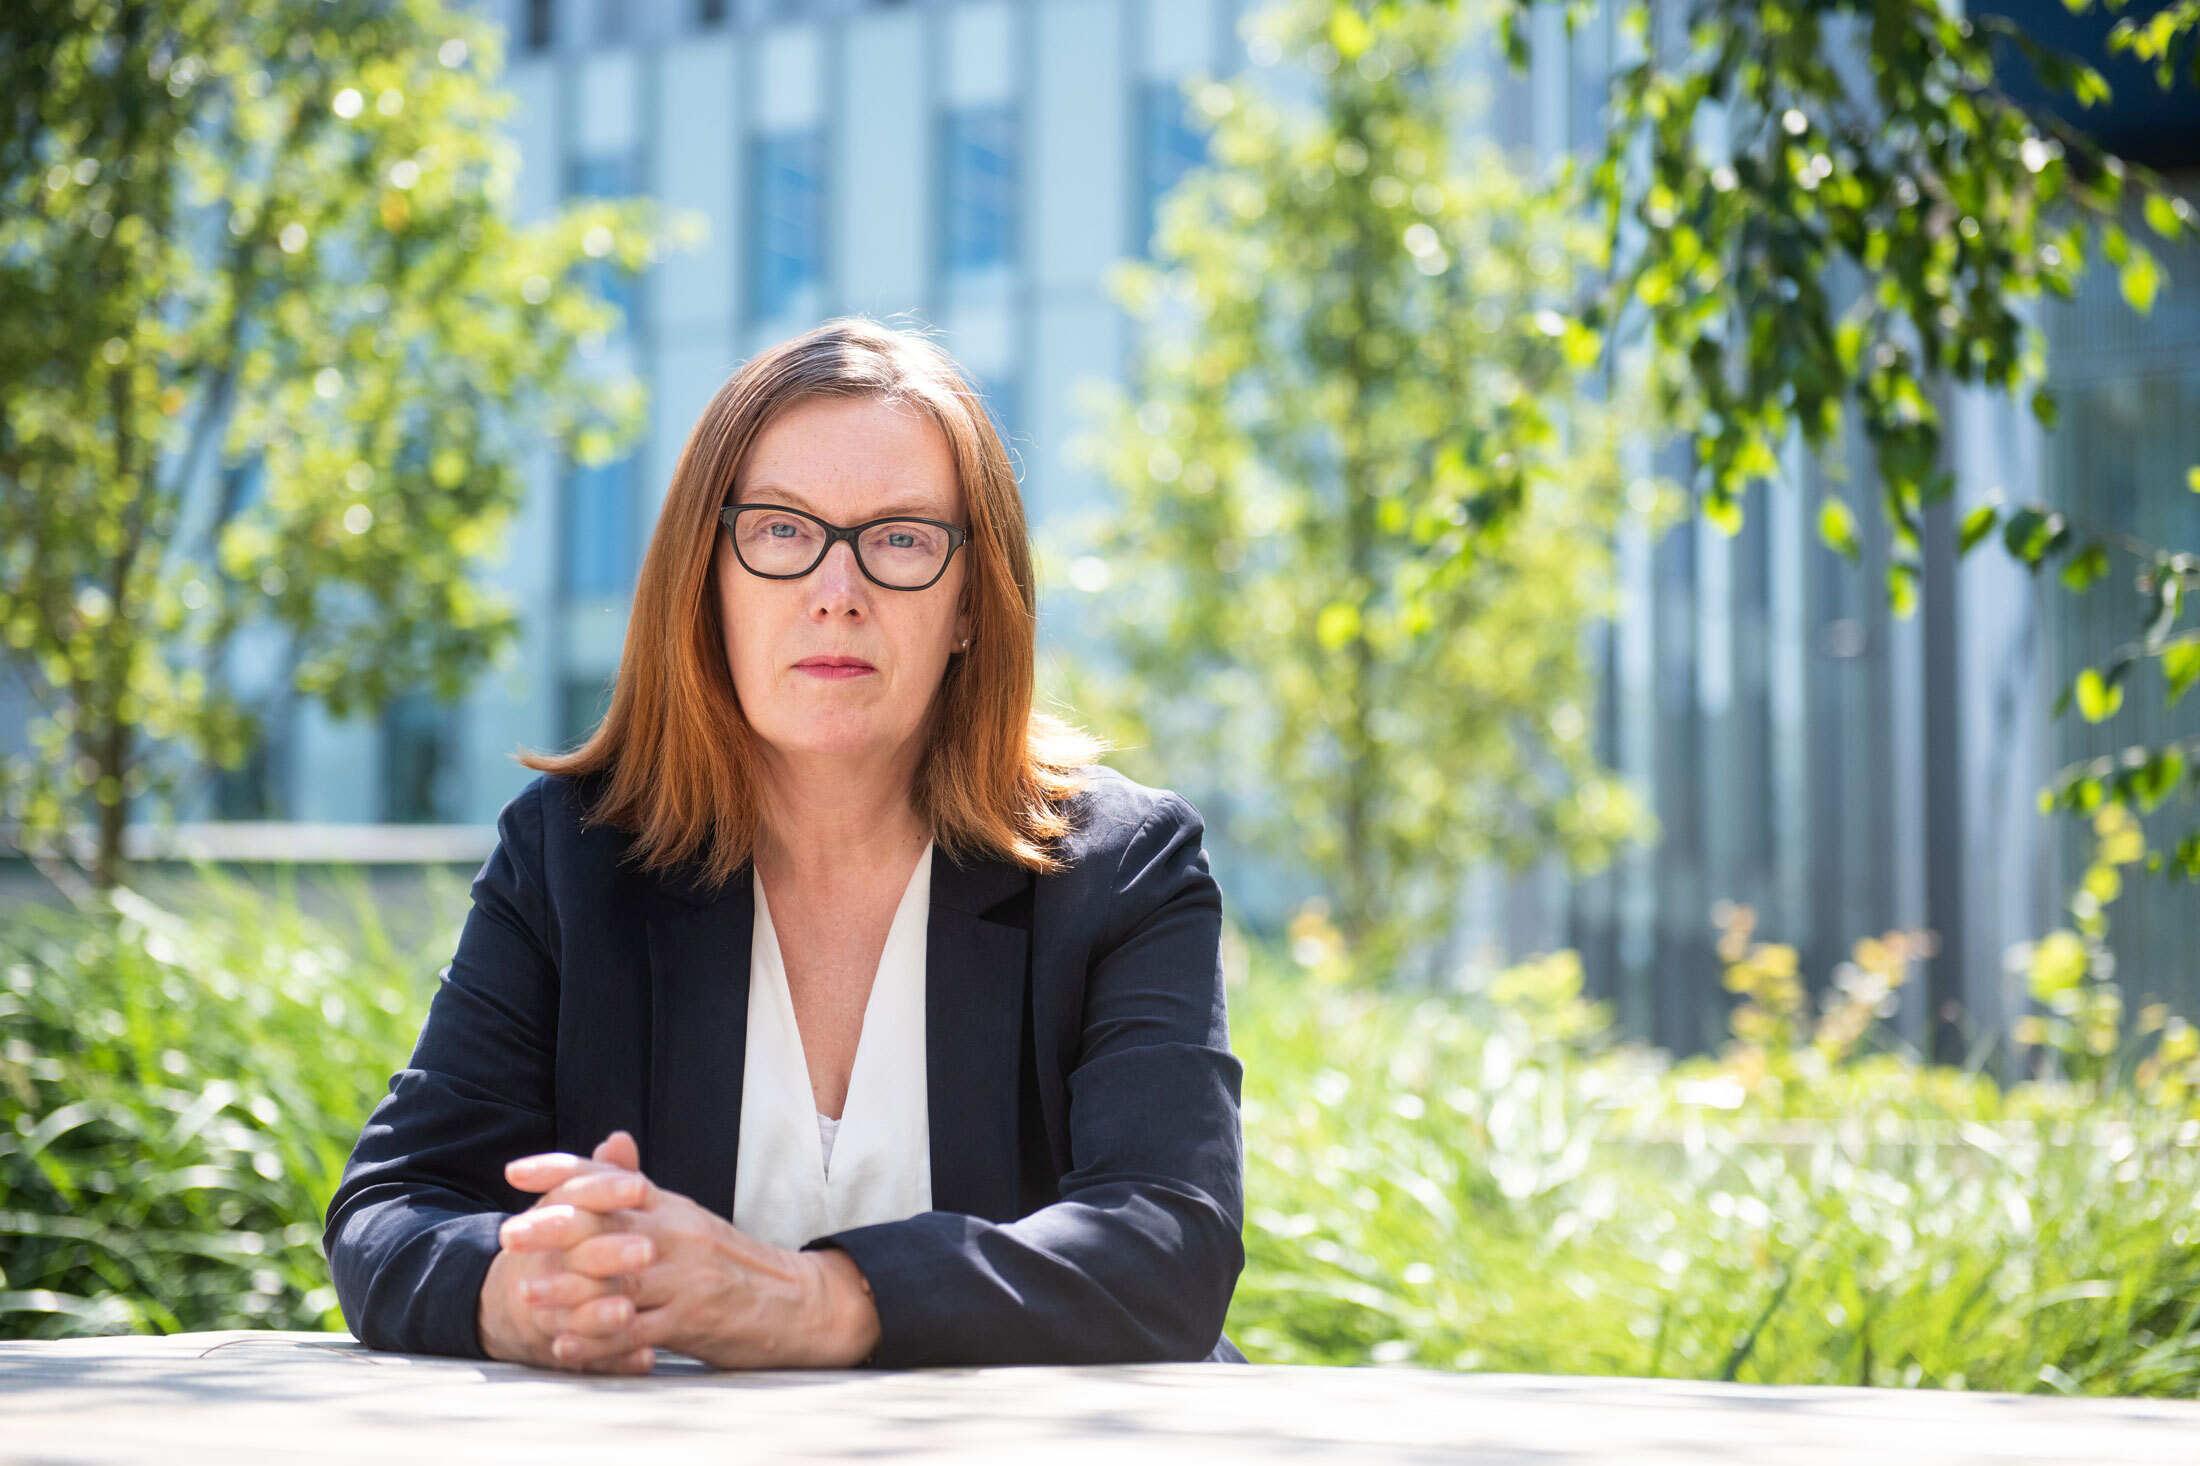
[1469,0,2200,875]
[1075,0,1659,965]
[2030,515,2200,882]
[0,0,676,885]
[2012,801,2200,1095]
[1709,900,1935,1106]
[1230,925,2200,1391]
[1462,0,2199,581]
[0,868,462,1335]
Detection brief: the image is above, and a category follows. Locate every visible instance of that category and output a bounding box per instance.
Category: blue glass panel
[566,153,641,326]
[752,130,825,318]
[942,106,1018,275]
[563,455,636,597]
[567,154,636,199]
[979,378,1018,451]
[560,675,615,750]
[1141,81,1208,255]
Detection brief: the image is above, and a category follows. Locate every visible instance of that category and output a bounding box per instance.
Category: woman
[323,318,1245,1373]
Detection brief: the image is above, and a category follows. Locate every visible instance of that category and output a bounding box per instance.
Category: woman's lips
[793,656,875,680]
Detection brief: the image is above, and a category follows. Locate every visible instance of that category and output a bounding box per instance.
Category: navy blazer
[322,765,1247,1367]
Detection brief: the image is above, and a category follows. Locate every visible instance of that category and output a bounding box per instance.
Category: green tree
[0,0,659,888]
[1080,0,1648,966]
[1450,0,2200,871]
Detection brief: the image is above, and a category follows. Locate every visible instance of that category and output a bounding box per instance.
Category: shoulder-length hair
[519,317,1100,890]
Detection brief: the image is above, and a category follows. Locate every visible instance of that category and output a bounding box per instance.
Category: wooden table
[3,1330,2196,1463]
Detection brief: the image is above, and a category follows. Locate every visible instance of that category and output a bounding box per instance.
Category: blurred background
[5,0,2200,1386]
[7,0,2196,1050]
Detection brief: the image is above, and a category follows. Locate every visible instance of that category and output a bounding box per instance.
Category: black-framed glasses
[718,502,971,591]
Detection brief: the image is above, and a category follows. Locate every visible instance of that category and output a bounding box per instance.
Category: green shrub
[0,870,452,1337]
[1226,941,2200,1394]
[7,875,2200,1399]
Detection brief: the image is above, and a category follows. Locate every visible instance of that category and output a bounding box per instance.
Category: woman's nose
[808,540,867,619]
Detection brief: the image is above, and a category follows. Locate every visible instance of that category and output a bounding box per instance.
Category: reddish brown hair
[519,317,1099,890]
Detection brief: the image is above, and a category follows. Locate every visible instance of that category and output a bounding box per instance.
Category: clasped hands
[475,1130,881,1374]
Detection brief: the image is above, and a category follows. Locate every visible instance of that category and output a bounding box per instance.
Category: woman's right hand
[475,1130,659,1373]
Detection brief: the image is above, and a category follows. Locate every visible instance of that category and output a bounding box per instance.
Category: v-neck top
[730,842,935,1251]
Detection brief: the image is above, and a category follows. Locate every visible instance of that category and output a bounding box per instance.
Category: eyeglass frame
[717,501,972,592]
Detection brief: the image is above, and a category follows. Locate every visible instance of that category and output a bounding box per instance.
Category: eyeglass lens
[729,506,955,588]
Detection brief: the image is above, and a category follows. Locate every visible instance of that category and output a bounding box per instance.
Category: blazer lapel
[643,866,754,1221]
[925,849,1033,1223]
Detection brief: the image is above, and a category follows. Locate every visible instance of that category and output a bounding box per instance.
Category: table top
[3,1330,2198,1464]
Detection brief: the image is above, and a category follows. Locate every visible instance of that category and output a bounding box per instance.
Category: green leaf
[2027,930,2089,1001]
[2121,246,2162,313]
[2059,543,2111,592]
[2186,465,2200,494]
[2075,666,2124,723]
[2001,507,2066,568]
[1887,561,1919,620]
[1817,496,1860,562]
[1958,504,1999,556]
[2174,832,2200,881]
[1329,7,1373,59]
[2030,388,2060,431]
[2126,748,2186,813]
[2145,191,2186,240]
[1704,492,1743,536]
[2164,640,2200,706]
[1315,601,1362,651]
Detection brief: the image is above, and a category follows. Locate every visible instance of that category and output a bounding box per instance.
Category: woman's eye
[766,522,798,538]
[886,531,916,549]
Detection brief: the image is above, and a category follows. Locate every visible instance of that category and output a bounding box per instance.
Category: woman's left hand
[501,1141,881,1370]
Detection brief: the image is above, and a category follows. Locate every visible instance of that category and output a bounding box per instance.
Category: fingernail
[520,1279,545,1303]
[622,1241,652,1266]
[553,1336,577,1361]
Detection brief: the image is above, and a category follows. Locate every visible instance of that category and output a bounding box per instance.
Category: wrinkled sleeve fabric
[322,783,559,1358]
[815,791,1246,1366]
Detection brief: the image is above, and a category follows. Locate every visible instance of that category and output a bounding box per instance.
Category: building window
[567,153,635,202]
[977,377,1018,453]
[1140,80,1208,254]
[563,455,637,598]
[211,721,278,819]
[560,675,615,750]
[381,691,456,823]
[941,106,1018,276]
[567,152,641,328]
[525,0,555,53]
[751,129,825,320]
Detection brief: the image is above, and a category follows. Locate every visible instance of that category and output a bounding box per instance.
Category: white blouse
[731,842,934,1251]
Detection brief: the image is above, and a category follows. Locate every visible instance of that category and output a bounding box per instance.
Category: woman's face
[715,394,973,771]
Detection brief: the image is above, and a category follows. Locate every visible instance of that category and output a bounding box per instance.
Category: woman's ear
[954,598,974,653]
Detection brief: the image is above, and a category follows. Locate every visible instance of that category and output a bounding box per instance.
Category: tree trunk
[92,719,130,890]
[1334,93,1384,958]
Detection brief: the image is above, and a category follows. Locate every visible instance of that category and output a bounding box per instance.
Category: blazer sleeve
[321,782,561,1358]
[814,791,1246,1366]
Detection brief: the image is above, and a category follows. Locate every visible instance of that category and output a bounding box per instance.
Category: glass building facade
[751,129,827,320]
[941,105,1019,275]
